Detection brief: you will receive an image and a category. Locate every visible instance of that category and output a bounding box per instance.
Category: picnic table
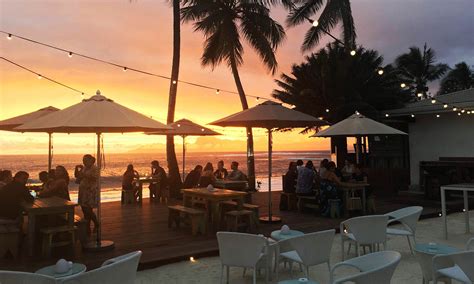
[340,182,369,216]
[181,188,247,231]
[22,196,77,256]
[133,176,160,203]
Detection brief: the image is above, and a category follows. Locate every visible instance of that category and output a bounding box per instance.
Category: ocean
[0,151,330,202]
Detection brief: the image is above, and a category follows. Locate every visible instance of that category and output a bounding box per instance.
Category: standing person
[199,162,216,187]
[150,160,169,203]
[39,166,71,200]
[183,165,203,188]
[75,155,99,235]
[296,160,304,176]
[213,160,228,180]
[227,161,246,181]
[0,170,13,189]
[296,161,316,196]
[0,171,34,221]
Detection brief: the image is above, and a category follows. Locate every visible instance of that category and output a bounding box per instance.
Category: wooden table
[340,182,369,215]
[134,177,160,203]
[22,197,77,256]
[181,188,247,231]
[213,180,248,190]
[440,183,474,239]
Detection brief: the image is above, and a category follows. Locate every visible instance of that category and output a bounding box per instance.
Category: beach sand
[134,211,473,284]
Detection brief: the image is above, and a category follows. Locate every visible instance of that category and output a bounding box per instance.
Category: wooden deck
[0,190,455,272]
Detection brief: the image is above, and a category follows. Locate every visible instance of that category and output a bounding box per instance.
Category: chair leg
[341,238,345,260]
[347,242,352,255]
[253,267,257,284]
[226,265,230,284]
[220,264,224,284]
[327,261,331,272]
[407,235,414,255]
[299,263,303,272]
[356,243,360,257]
[243,268,246,277]
[305,266,309,279]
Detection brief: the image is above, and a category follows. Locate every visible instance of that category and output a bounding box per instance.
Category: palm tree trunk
[229,56,256,192]
[166,0,183,197]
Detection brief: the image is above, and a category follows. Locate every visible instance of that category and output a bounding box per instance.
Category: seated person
[213,160,228,180]
[38,171,50,191]
[0,171,34,221]
[39,166,71,200]
[319,159,329,178]
[150,160,168,199]
[351,164,368,183]
[0,170,13,189]
[227,161,247,181]
[296,161,316,196]
[122,164,139,196]
[184,165,202,188]
[341,159,355,181]
[283,162,297,193]
[199,163,216,187]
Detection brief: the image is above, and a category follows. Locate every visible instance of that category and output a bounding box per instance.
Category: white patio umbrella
[210,101,327,223]
[146,118,220,180]
[312,113,407,163]
[16,90,172,251]
[0,106,59,171]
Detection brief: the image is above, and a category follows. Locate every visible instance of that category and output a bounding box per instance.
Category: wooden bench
[225,210,256,232]
[168,205,206,236]
[40,225,76,258]
[297,195,319,212]
[0,220,20,258]
[220,201,260,226]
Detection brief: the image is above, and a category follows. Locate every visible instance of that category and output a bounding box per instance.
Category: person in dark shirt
[150,160,169,201]
[0,170,13,189]
[227,161,246,181]
[122,164,139,191]
[184,165,202,188]
[39,166,71,200]
[0,171,34,220]
[283,162,297,193]
[213,160,228,180]
[199,162,216,187]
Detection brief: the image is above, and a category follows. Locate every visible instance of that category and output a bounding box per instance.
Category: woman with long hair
[39,165,70,200]
[75,154,99,235]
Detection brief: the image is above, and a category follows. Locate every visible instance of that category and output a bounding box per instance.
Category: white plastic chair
[433,250,474,284]
[217,232,268,284]
[330,251,401,284]
[0,271,57,284]
[467,238,474,250]
[384,206,423,254]
[340,215,388,260]
[276,229,335,281]
[61,250,142,284]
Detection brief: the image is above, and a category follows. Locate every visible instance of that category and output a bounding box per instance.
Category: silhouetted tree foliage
[438,62,474,95]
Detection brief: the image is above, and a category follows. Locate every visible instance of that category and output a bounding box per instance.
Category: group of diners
[281,158,370,215]
[0,154,101,236]
[183,160,247,188]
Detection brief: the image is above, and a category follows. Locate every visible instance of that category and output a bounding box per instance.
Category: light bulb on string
[385,113,389,117]
[377,69,384,75]
[325,108,330,113]
[37,74,42,79]
[436,114,440,118]
[411,114,415,118]
[172,80,177,84]
[467,111,471,114]
[458,112,462,116]
[311,20,319,27]
[443,104,448,108]
[215,89,220,95]
[81,93,85,99]
[461,109,465,113]
[256,97,260,101]
[350,50,356,56]
[400,83,406,88]
[68,52,73,58]
[7,34,12,40]
[453,107,457,111]
[431,99,436,104]
[123,67,127,72]
[417,93,423,98]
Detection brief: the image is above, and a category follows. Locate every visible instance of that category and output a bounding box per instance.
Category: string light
[350,50,356,56]
[443,104,448,108]
[411,114,415,118]
[453,107,458,111]
[461,109,465,113]
[417,93,423,98]
[431,99,436,104]
[7,33,12,40]
[256,97,260,101]
[458,113,461,116]
[312,20,319,27]
[123,67,127,72]
[436,114,440,118]
[37,74,42,79]
[172,80,177,84]
[377,69,384,75]
[385,113,389,117]
[400,83,406,88]
[215,89,220,95]
[325,108,330,113]
[68,52,73,58]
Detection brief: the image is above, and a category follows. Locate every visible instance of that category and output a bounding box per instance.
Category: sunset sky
[1,0,473,155]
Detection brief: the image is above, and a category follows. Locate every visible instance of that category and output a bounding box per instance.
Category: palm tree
[394,43,449,99]
[283,0,356,51]
[438,62,474,95]
[273,43,410,123]
[181,0,285,190]
[166,0,183,196]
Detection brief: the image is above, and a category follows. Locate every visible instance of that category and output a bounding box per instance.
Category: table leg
[441,187,447,239]
[211,201,220,232]
[362,187,366,215]
[464,190,470,234]
[28,213,36,256]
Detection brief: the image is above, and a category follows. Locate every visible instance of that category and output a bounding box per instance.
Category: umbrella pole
[182,135,186,181]
[83,133,114,252]
[48,133,52,172]
[260,129,281,223]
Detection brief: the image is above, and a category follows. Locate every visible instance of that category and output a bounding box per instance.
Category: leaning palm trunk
[166,0,183,197]
[230,56,256,191]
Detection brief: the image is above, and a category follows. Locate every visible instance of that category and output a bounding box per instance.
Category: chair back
[61,251,142,284]
[450,251,474,281]
[386,206,423,234]
[0,271,57,284]
[333,251,401,284]
[217,232,266,268]
[288,229,335,266]
[344,215,388,244]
